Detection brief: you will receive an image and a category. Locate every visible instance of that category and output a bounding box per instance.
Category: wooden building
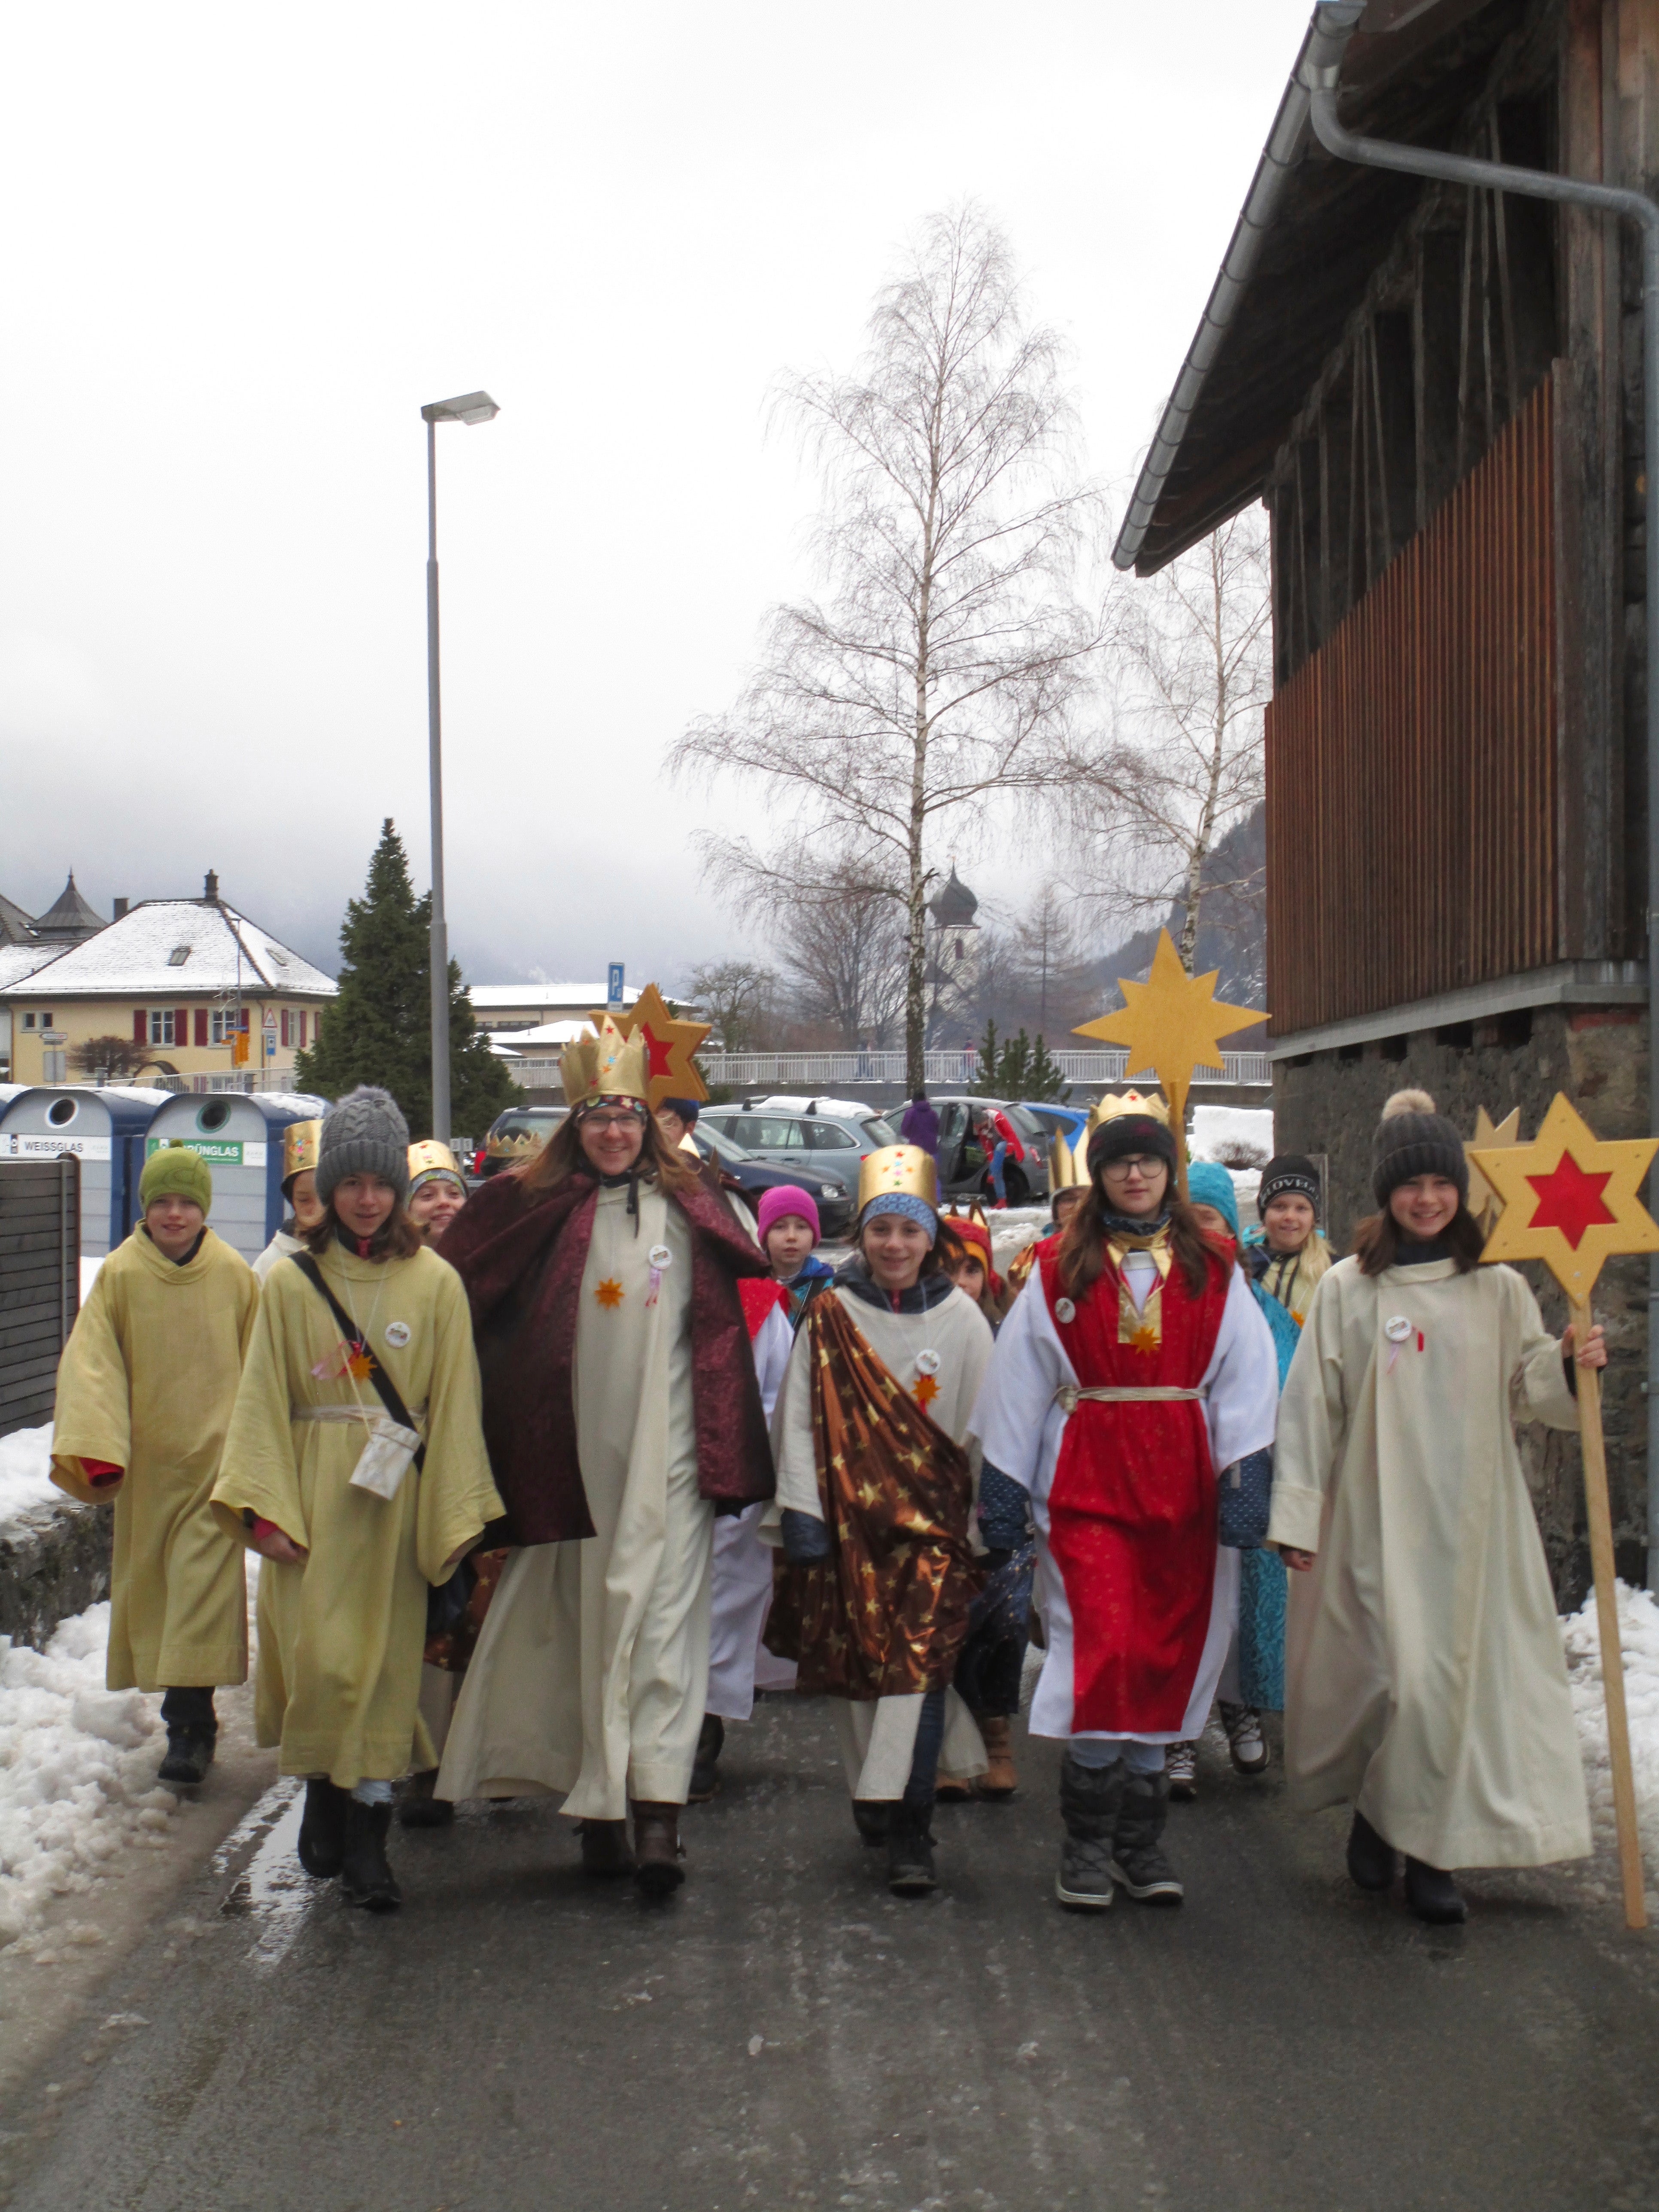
[1119,0,1659,1595]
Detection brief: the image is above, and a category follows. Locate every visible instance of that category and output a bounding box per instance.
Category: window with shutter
[174,1007,188,1048]
[280,1009,291,1048]
[194,1009,208,1048]
[133,1009,147,1045]
[299,1012,308,1048]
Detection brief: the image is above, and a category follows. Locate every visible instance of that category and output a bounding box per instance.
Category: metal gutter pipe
[1110,6,1360,573]
[1304,0,1659,1589]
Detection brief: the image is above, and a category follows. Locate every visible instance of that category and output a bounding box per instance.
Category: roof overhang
[1112,0,1525,575]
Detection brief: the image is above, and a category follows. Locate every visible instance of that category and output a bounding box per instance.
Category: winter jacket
[900,1099,941,1158]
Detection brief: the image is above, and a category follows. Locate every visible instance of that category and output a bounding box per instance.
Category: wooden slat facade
[0,1157,79,1438]
[1265,373,1558,1036]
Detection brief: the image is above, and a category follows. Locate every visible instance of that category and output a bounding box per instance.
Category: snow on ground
[79,1254,103,1305]
[1190,1104,1274,1166]
[0,1603,177,1954]
[0,1423,57,1540]
[1562,1580,1659,1889]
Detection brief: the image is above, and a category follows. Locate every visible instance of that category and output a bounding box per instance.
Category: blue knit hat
[1185,1161,1240,1239]
[858,1191,938,1240]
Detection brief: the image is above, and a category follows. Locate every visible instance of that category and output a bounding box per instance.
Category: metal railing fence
[504,1048,1271,1091]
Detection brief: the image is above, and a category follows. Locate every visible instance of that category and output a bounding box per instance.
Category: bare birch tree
[1068,510,1270,973]
[672,204,1100,1089]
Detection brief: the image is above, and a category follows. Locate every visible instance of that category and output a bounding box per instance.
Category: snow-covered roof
[0,891,37,946]
[485,1019,590,1048]
[5,900,336,999]
[468,982,641,1013]
[0,942,66,991]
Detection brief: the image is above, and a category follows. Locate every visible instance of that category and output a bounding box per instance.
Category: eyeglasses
[1101,1155,1165,1177]
[584,1111,643,1133]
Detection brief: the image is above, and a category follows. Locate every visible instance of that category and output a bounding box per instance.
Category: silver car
[699,1095,902,1207]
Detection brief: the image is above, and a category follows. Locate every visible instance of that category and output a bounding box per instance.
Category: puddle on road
[214,1779,312,1969]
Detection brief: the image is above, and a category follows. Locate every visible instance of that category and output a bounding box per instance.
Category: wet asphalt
[5,1696,1659,2212]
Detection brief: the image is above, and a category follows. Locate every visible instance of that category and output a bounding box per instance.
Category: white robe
[706,1300,796,1720]
[1269,1255,1591,1869]
[973,1256,1279,1745]
[251,1229,303,1283]
[767,1281,994,1799]
[438,1183,713,1817]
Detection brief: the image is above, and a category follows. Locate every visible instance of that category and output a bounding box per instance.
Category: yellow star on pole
[1465,1106,1521,1234]
[1073,930,1262,1188]
[1471,1092,1659,1304]
[588,982,711,1110]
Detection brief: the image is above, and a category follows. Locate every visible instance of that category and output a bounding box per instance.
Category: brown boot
[578,1818,634,1878]
[631,1802,685,1896]
[934,1777,972,1803]
[977,1715,1018,1800]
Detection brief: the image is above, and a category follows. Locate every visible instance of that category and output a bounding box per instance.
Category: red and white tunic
[973,1234,1279,1744]
[706,1280,796,1720]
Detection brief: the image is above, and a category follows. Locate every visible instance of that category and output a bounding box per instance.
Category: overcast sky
[0,0,1310,991]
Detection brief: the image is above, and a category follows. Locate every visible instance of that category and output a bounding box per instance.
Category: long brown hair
[304,1198,424,1262]
[516,1106,700,1202]
[1057,1177,1222,1302]
[1351,1204,1484,1276]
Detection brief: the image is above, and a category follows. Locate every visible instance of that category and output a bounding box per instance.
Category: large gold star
[586,982,711,1110]
[1073,930,1260,1184]
[1465,1106,1521,1234]
[1471,1093,1659,1302]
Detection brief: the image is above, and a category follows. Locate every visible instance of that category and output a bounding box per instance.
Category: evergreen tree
[971,1020,1001,1097]
[295,819,516,1140]
[969,1019,1070,1101]
[1021,1033,1071,1102]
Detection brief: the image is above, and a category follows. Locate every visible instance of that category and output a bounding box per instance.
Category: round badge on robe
[385,1322,412,1349]
[1383,1315,1412,1343]
[648,1245,673,1270]
[915,1349,941,1377]
[1055,1297,1077,1324]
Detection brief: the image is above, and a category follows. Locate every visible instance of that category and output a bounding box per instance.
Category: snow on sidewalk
[0,1603,176,1954]
[1562,1579,1659,1890]
[0,1422,59,1540]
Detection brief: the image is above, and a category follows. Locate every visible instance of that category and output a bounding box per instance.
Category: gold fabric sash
[1054,1382,1209,1414]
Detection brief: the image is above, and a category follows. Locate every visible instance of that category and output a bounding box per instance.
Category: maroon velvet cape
[442,1166,777,1546]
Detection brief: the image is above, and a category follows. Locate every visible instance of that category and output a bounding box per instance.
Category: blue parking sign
[607,962,625,1009]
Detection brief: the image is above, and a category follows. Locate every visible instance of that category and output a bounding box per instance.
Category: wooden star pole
[1073,930,1262,1194]
[1472,1094,1659,1931]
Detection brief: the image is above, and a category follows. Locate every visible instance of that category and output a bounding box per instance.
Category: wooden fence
[0,1155,80,1439]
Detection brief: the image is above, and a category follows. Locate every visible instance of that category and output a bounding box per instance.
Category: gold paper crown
[407,1139,462,1190]
[1072,1091,1170,1180]
[486,1128,546,1161]
[559,1016,649,1110]
[857,1143,940,1219]
[282,1118,322,1185]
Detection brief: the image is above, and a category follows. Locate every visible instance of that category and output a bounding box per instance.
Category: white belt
[292,1403,428,1425]
[1054,1384,1209,1414]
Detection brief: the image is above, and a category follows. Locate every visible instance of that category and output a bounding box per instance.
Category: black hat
[1259,1155,1321,1218]
[1370,1090,1468,1207]
[1087,1113,1178,1175]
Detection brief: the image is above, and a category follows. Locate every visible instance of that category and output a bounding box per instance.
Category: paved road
[5,1698,1659,2212]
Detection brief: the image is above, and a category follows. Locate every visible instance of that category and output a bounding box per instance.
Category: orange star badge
[594,1277,625,1310]
[1471,1093,1659,1302]
[913,1373,940,1410]
[586,982,711,1111]
[347,1349,374,1381]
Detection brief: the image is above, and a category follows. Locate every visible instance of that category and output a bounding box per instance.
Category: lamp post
[421,389,499,1145]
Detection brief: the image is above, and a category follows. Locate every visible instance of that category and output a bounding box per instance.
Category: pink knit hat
[757,1184,820,1247]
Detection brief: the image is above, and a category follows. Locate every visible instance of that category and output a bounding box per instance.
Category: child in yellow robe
[51,1141,258,1786]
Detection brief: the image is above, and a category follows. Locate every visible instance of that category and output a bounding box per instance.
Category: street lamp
[421,390,499,1145]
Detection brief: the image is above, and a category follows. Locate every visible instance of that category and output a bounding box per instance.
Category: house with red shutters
[1,872,335,1089]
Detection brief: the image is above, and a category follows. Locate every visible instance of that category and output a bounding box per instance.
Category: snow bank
[1562,1580,1659,1886]
[79,1254,102,1304]
[0,1423,57,1541]
[1190,1104,1273,1167]
[0,1603,176,1952]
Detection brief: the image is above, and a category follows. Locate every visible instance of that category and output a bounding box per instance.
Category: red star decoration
[638,1024,675,1081]
[1525,1154,1616,1250]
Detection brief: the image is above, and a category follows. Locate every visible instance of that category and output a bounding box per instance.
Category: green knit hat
[140,1141,213,1213]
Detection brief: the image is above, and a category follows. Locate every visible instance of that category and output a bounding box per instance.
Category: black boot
[157,1731,215,1787]
[1404,1857,1468,1925]
[886,1800,937,1896]
[298,1778,349,1878]
[1346,1809,1396,1893]
[852,1799,890,1847]
[1111,1771,1184,1904]
[687,1714,725,1803]
[340,1799,402,1911]
[396,1769,455,1829]
[1055,1754,1125,1911]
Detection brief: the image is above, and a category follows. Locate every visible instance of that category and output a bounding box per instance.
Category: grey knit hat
[1370,1089,1468,1208]
[315,1086,411,1205]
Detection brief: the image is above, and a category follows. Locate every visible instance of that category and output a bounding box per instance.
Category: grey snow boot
[1055,1754,1125,1911]
[1110,1771,1185,1905]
